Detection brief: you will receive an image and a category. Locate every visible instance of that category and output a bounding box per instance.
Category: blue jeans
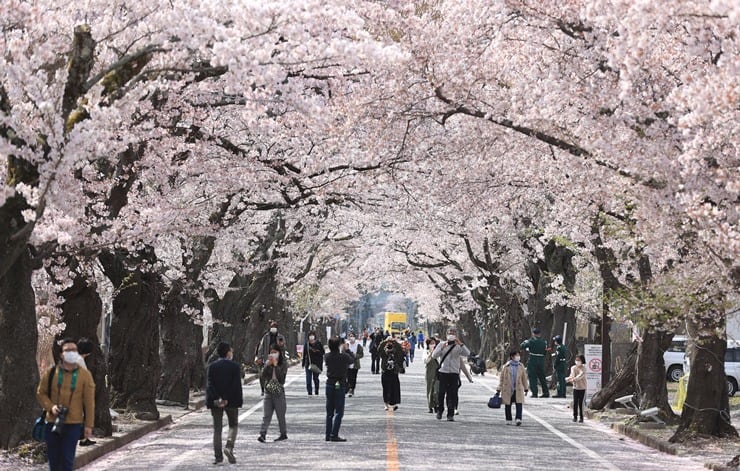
[325,383,345,439]
[45,422,82,471]
[305,368,320,394]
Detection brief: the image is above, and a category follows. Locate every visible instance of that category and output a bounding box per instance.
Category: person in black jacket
[206,342,243,464]
[302,331,324,395]
[324,336,354,442]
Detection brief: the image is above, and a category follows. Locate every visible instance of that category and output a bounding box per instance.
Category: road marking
[477,379,620,471]
[385,411,399,471]
[157,374,302,471]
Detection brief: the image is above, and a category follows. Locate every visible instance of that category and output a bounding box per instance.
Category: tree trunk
[60,275,113,435]
[158,282,203,406]
[635,331,675,421]
[590,343,637,410]
[102,249,162,420]
[0,239,39,448]
[671,314,738,442]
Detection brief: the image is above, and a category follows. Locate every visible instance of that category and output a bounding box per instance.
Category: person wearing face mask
[344,334,364,397]
[258,344,289,443]
[566,354,587,422]
[206,342,243,463]
[424,338,440,413]
[431,327,470,421]
[496,350,529,426]
[37,338,95,471]
[255,320,286,396]
[379,335,404,411]
[302,331,324,395]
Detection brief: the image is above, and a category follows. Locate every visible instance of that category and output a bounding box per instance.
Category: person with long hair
[258,344,288,442]
[379,336,404,411]
[566,354,587,422]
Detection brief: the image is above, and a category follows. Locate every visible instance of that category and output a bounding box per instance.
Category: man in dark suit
[207,342,243,464]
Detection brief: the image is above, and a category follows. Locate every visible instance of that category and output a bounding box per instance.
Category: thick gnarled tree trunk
[0,235,39,448]
[671,314,738,442]
[636,331,675,421]
[60,275,113,435]
[102,249,162,420]
[158,283,204,406]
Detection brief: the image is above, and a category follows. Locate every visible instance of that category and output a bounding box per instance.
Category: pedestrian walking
[345,333,364,397]
[552,335,568,398]
[520,328,549,397]
[258,344,288,442]
[37,338,96,471]
[255,320,286,396]
[408,331,416,363]
[566,354,587,422]
[424,338,440,413]
[379,336,404,411]
[417,331,425,350]
[431,327,470,421]
[206,342,243,464]
[324,336,355,442]
[497,350,529,426]
[302,330,323,396]
[369,328,382,374]
[401,335,411,367]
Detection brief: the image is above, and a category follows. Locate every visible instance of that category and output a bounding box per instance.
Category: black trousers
[347,368,358,391]
[371,352,380,373]
[437,372,459,417]
[573,389,585,418]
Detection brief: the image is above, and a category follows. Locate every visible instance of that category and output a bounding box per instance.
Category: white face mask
[269,352,279,360]
[575,361,582,366]
[308,335,315,341]
[349,337,355,343]
[429,344,436,350]
[513,356,521,362]
[447,335,456,341]
[63,351,82,364]
[270,327,277,334]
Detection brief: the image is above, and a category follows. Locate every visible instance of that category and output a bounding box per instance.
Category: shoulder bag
[435,345,455,380]
[32,367,56,441]
[265,366,284,397]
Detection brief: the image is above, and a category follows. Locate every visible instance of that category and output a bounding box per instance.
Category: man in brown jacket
[37,338,95,471]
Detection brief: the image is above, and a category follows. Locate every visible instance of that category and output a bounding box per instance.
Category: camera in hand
[448,340,455,345]
[51,406,68,435]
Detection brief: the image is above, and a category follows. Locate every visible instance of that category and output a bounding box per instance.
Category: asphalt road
[79,350,705,470]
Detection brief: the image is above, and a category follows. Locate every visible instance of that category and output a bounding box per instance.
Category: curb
[610,423,678,455]
[73,415,173,469]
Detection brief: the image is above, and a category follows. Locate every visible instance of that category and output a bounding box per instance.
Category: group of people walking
[34,322,589,470]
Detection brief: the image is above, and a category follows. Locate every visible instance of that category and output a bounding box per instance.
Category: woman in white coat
[497,350,529,425]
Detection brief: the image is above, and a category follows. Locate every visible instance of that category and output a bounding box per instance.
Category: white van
[664,335,687,382]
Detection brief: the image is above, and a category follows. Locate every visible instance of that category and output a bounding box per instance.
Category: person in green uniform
[552,335,567,398]
[520,328,549,398]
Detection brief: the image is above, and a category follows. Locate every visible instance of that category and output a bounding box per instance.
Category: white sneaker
[516,419,522,426]
[506,420,512,425]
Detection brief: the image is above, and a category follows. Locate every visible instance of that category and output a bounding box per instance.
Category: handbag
[265,367,284,397]
[33,367,56,441]
[488,392,502,409]
[307,352,321,374]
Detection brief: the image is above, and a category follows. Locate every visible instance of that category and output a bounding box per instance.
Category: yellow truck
[383,312,408,335]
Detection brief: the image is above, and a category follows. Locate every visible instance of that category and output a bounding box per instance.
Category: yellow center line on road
[386,410,399,471]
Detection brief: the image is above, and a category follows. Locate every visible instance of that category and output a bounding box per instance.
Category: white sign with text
[584,344,603,405]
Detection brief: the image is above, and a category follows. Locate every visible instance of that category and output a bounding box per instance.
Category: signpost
[584,344,603,405]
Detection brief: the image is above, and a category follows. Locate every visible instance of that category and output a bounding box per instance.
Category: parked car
[664,335,687,382]
[725,343,739,396]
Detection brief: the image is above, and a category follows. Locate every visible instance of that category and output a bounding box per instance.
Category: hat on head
[532,328,541,334]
